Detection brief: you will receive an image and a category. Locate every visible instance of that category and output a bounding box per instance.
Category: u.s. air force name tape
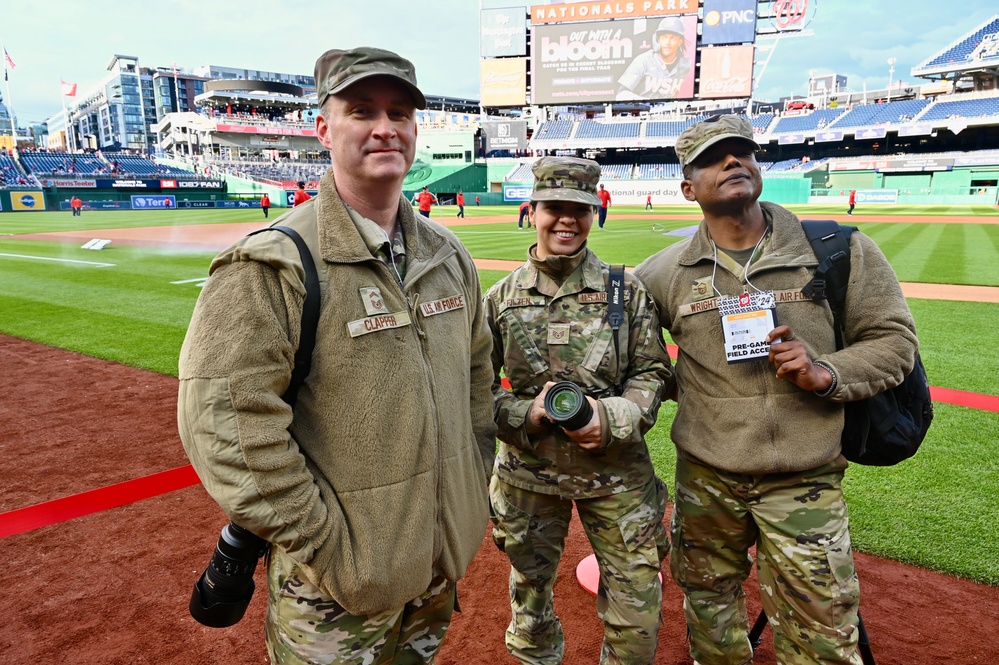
[419,294,466,317]
[678,289,813,317]
[347,310,412,337]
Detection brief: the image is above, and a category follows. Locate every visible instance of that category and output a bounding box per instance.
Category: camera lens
[544,381,593,432]
[189,522,269,628]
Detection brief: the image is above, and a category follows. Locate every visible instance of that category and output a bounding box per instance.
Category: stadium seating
[636,163,682,179]
[19,152,108,175]
[533,120,573,141]
[0,152,40,188]
[600,164,634,179]
[645,115,709,138]
[574,120,640,139]
[213,159,327,188]
[505,162,535,182]
[101,154,193,176]
[771,108,848,134]
[829,99,932,128]
[918,96,999,121]
[919,17,999,69]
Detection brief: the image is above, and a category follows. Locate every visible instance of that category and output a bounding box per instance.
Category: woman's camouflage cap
[674,114,760,169]
[315,47,427,110]
[530,156,602,206]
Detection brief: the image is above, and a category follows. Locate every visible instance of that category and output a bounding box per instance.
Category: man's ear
[680,179,697,202]
[316,113,333,151]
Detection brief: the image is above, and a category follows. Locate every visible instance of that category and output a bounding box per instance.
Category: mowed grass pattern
[1,205,997,583]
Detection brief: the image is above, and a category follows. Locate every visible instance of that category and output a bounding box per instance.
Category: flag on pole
[3,48,14,70]
[61,80,78,97]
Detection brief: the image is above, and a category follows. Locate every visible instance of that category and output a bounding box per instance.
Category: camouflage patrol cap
[530,156,602,206]
[315,47,427,110]
[675,114,760,169]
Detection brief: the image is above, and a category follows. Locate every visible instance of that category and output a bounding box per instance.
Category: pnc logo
[707,9,756,26]
[705,10,721,26]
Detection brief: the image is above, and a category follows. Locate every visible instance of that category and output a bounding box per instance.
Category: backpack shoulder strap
[248,225,320,408]
[800,220,855,348]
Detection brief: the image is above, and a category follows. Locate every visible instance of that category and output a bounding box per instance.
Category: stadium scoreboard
[479,0,812,107]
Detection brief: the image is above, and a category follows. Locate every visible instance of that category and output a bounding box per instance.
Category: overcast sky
[2,0,997,125]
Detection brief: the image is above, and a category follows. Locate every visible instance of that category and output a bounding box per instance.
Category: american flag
[3,47,14,70]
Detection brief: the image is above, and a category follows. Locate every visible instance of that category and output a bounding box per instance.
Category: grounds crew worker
[178,47,496,665]
[485,156,673,664]
[634,115,918,665]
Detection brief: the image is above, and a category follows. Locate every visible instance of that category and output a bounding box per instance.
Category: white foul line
[0,252,115,267]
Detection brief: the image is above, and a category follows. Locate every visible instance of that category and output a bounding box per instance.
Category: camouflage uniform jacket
[178,169,496,615]
[634,201,918,475]
[485,247,673,498]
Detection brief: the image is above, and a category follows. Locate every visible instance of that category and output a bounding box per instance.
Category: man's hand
[562,396,603,450]
[766,325,833,392]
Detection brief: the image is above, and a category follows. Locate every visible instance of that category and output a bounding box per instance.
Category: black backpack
[800,220,933,466]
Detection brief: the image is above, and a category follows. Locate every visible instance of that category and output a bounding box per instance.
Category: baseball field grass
[1,205,997,584]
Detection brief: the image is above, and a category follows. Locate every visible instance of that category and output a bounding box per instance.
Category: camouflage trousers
[670,454,861,665]
[490,476,669,665]
[265,547,455,665]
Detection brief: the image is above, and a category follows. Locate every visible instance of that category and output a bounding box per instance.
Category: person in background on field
[486,156,673,665]
[293,181,312,207]
[517,199,531,229]
[475,195,481,206]
[414,185,437,218]
[634,114,918,665]
[597,183,612,228]
[70,195,82,216]
[456,190,465,218]
[178,46,496,665]
[645,193,653,211]
[847,189,857,215]
[261,192,270,218]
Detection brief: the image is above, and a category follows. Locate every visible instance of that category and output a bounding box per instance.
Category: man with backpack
[635,115,919,665]
[177,47,496,664]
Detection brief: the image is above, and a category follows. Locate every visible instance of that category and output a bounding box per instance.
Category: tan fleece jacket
[178,169,496,614]
[634,201,918,474]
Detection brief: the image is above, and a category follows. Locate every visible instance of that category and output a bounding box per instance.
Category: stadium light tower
[887,57,896,103]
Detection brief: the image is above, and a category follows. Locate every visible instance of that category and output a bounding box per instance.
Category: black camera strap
[607,264,625,395]
[248,225,320,409]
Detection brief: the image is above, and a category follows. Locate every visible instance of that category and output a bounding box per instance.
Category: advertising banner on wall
[701,0,758,45]
[531,0,696,24]
[10,191,45,210]
[216,124,316,137]
[130,195,176,209]
[481,7,528,57]
[532,15,697,105]
[39,177,97,188]
[856,189,899,204]
[58,200,132,210]
[480,58,528,106]
[483,120,529,152]
[698,45,754,98]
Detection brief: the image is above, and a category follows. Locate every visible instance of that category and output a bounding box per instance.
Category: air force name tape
[678,289,813,317]
[419,294,466,317]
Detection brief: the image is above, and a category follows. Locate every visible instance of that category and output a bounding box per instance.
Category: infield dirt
[1,333,998,664]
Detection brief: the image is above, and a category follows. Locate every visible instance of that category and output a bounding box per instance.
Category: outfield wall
[501,177,811,205]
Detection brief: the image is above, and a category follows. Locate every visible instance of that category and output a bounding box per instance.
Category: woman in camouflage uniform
[484,156,674,665]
